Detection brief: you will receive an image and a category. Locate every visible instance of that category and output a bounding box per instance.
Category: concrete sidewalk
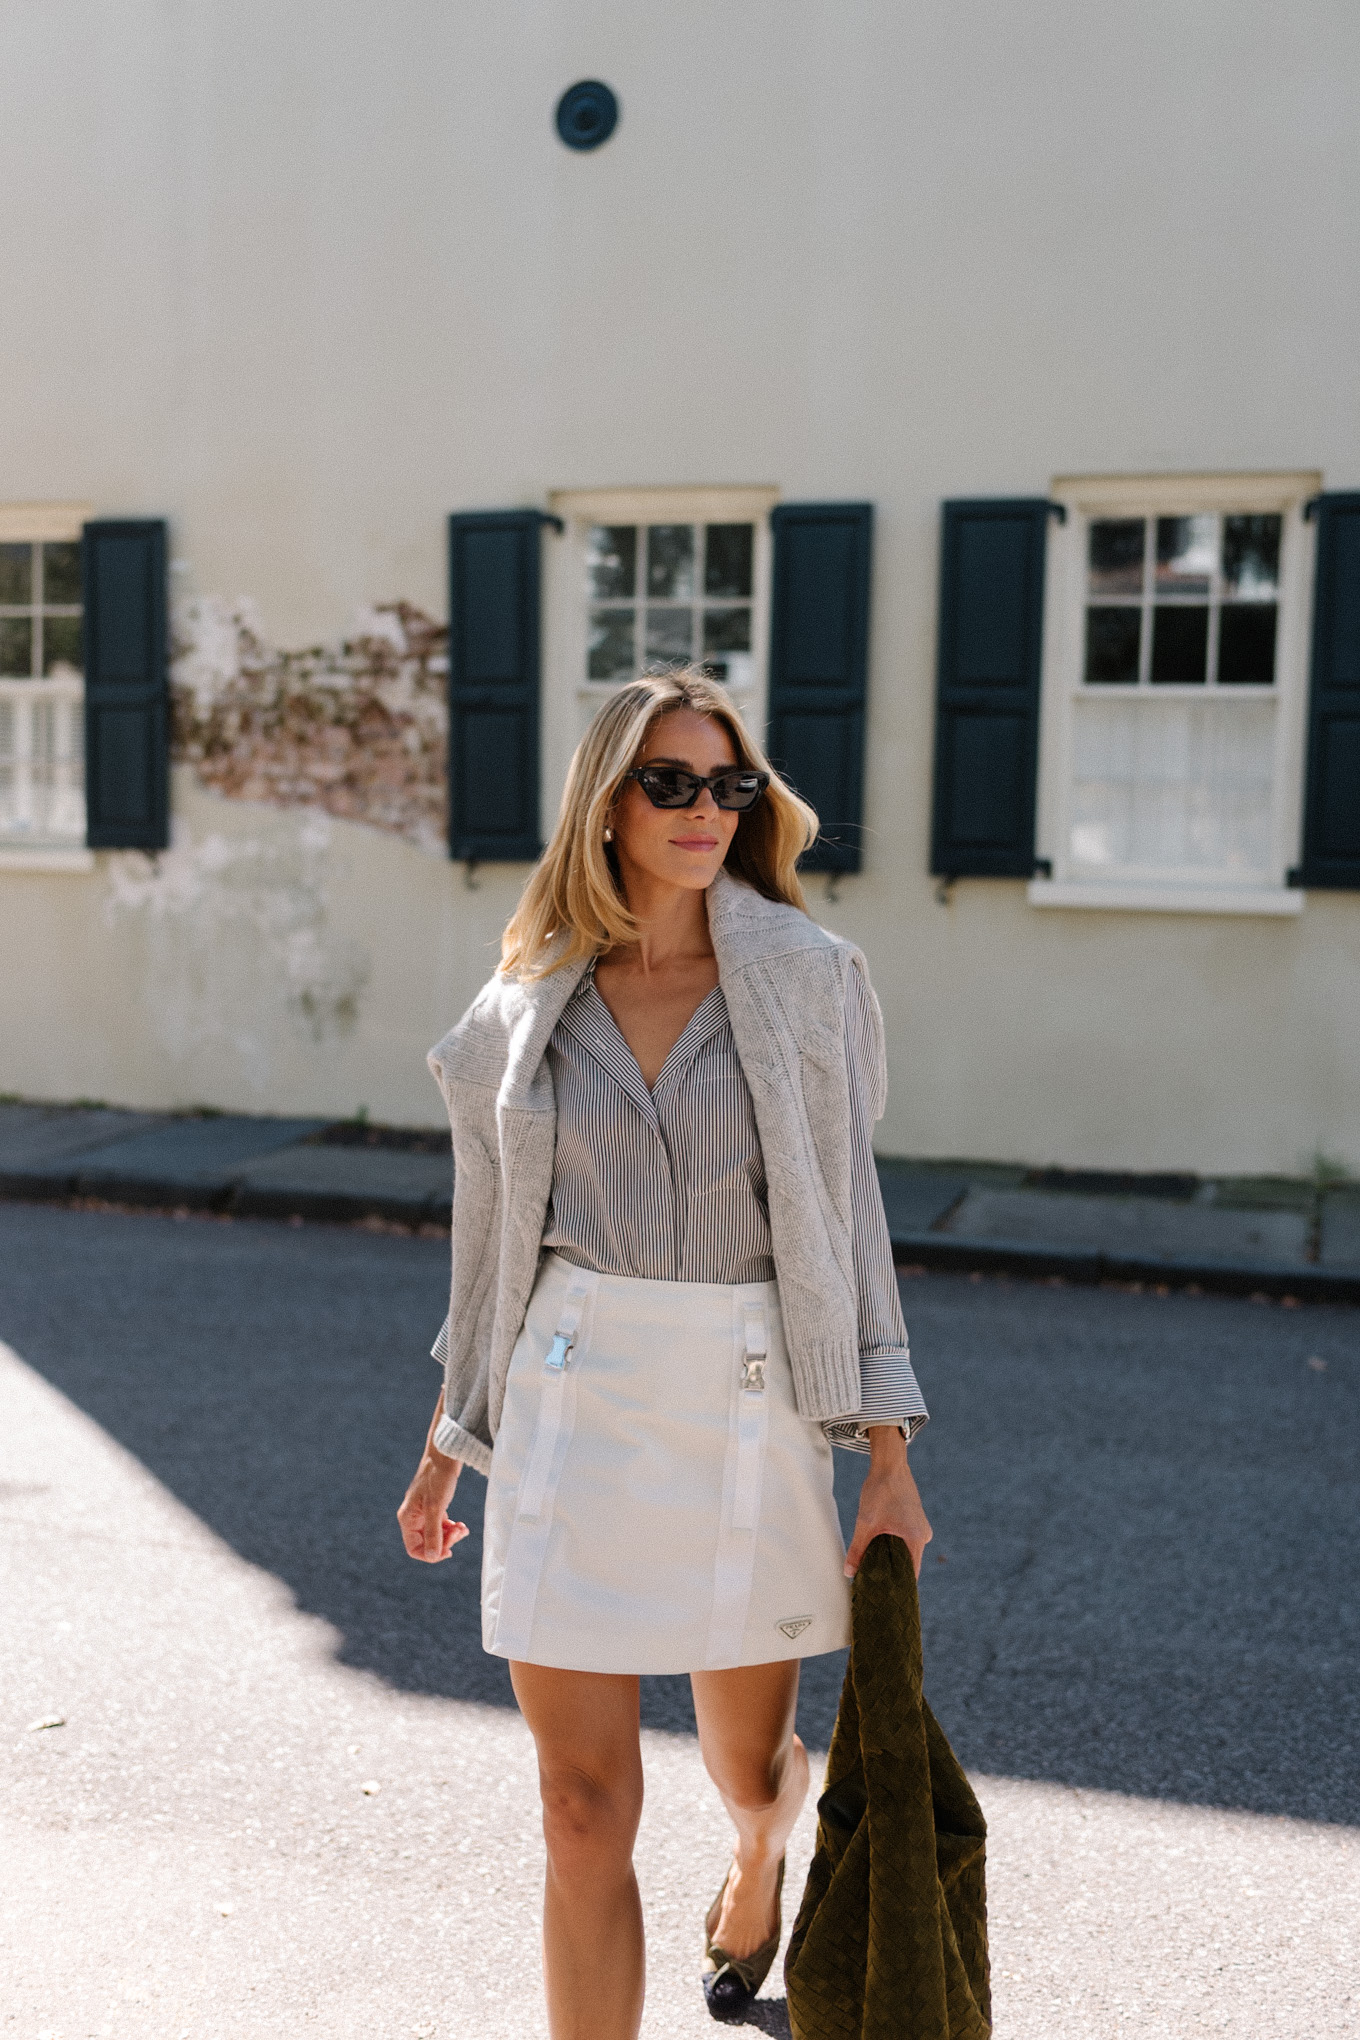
[2,1099,1358,1300]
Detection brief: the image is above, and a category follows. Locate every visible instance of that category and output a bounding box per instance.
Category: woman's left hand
[844,1425,932,1579]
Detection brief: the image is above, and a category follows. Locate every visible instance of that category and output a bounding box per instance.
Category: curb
[229,1183,452,1228]
[4,1171,1355,1302]
[0,1168,450,1230]
[890,1230,1360,1305]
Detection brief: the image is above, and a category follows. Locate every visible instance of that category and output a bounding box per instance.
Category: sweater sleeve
[822,962,929,1456]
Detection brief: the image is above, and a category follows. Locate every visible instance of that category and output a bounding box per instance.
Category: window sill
[0,844,95,873]
[1027,878,1303,917]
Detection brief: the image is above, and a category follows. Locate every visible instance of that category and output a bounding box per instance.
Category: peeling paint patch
[104,814,371,1070]
[171,598,448,853]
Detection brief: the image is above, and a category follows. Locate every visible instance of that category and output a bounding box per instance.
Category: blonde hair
[500,668,818,980]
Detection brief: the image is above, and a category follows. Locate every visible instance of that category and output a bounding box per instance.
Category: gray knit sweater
[427,867,891,1476]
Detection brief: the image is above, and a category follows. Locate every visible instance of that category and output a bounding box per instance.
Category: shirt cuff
[822,1347,929,1454]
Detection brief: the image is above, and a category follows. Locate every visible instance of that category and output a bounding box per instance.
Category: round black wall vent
[556,80,619,151]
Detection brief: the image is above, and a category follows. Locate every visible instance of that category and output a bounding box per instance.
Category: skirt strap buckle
[741,1302,768,1394]
[545,1283,591,1372]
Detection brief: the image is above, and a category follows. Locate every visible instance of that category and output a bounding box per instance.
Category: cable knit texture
[426,867,889,1472]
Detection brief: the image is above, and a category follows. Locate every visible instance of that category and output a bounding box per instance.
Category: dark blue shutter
[766,502,872,874]
[931,498,1051,878]
[447,510,552,862]
[82,519,169,850]
[1297,492,1360,889]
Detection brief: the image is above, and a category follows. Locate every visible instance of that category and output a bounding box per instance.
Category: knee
[706,1730,806,1814]
[539,1764,641,1878]
[708,1748,785,1814]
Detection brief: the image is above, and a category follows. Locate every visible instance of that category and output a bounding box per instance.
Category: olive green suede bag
[784,1536,991,2039]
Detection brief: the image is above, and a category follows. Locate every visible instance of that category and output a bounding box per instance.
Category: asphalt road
[2,1202,1357,2038]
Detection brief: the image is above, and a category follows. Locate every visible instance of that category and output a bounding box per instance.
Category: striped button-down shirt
[541,964,927,1452]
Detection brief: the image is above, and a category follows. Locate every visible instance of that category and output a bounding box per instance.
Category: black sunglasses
[624,765,770,813]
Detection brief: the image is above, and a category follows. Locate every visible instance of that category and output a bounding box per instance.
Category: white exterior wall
[3,1,1359,1168]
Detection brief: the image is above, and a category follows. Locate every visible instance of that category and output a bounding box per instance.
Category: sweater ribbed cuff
[431,1413,493,1477]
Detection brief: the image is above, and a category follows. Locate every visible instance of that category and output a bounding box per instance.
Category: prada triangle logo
[777,1616,813,1640]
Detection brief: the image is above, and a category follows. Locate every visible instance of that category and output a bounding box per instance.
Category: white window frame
[0,501,94,870]
[542,486,779,831]
[1031,471,1320,916]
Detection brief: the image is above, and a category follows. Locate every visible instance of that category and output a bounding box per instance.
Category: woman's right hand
[397,1396,469,1562]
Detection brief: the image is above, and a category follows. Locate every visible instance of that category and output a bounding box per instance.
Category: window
[542,487,778,817]
[0,509,90,860]
[586,521,756,690]
[1032,474,1318,914]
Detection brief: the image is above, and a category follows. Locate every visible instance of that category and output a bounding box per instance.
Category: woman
[398,669,932,2038]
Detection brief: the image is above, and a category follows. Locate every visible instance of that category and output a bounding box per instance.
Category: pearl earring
[603,826,614,843]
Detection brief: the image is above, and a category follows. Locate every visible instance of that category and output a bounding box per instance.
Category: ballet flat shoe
[701,1856,784,2021]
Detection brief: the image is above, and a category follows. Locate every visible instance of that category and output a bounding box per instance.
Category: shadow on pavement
[2,1202,1356,1823]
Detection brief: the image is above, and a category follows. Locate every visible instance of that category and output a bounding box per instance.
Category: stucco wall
[3,1,1359,1169]
[7,779,1358,1173]
[2,772,517,1128]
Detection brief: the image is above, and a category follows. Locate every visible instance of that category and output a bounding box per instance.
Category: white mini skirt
[481,1252,852,1675]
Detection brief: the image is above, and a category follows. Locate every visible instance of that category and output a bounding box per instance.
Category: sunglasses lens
[638,768,697,807]
[713,773,766,810]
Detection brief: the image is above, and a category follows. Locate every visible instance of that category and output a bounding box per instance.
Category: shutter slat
[931,498,1050,879]
[767,502,873,874]
[1298,492,1360,889]
[82,519,169,850]
[447,511,547,862]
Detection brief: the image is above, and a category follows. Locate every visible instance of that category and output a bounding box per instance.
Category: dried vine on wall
[170,598,450,854]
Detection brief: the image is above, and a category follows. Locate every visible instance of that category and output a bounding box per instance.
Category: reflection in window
[588,606,635,682]
[704,524,753,599]
[1083,513,1281,690]
[585,522,754,689]
[1087,518,1144,596]
[1222,515,1281,599]
[646,525,694,600]
[1155,515,1214,598]
[644,606,693,667]
[586,526,636,602]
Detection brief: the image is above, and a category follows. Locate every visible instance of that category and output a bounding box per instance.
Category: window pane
[587,526,636,601]
[41,541,83,606]
[646,525,695,601]
[1155,515,1215,598]
[0,543,33,606]
[702,606,751,654]
[1151,605,1208,684]
[1222,514,1281,599]
[588,606,635,681]
[0,618,34,676]
[705,524,753,598]
[1084,607,1141,685]
[43,614,84,674]
[1217,604,1277,687]
[1088,519,1145,595]
[1070,696,1275,876]
[644,606,693,667]
[703,607,752,687]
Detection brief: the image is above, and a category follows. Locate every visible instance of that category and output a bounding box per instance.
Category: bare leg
[510,1663,646,2040]
[690,1661,809,1959]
